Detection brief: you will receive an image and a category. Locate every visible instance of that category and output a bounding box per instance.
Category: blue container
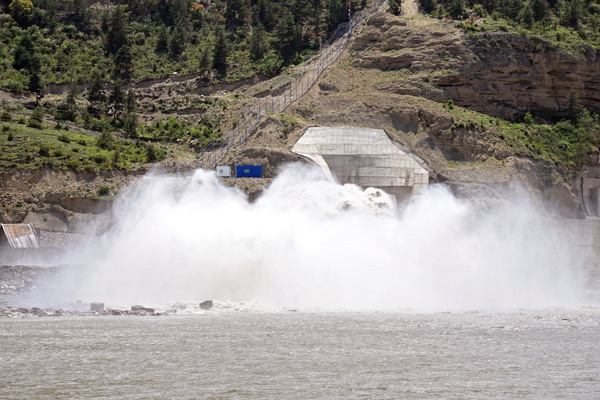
[236,165,262,178]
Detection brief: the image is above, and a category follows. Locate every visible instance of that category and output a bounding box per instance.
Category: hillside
[1,0,600,230]
[216,8,599,217]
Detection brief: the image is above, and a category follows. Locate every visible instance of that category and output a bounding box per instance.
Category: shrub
[54,102,77,121]
[145,143,157,162]
[0,109,11,121]
[28,118,43,129]
[97,185,110,196]
[57,133,71,143]
[97,131,114,149]
[260,53,284,77]
[92,153,108,164]
[28,106,44,129]
[524,111,534,125]
[111,149,120,167]
[39,143,50,156]
[66,158,80,170]
[86,116,112,132]
[7,131,13,141]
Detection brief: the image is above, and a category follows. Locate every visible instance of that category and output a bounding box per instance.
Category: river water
[2,309,599,399]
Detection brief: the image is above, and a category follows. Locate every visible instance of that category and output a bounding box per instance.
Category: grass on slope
[0,119,166,172]
[442,100,599,168]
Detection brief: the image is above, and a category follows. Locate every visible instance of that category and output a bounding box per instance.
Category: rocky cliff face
[0,169,139,233]
[441,34,599,119]
[350,13,600,120]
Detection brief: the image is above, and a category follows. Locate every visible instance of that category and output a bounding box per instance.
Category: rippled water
[2,309,599,399]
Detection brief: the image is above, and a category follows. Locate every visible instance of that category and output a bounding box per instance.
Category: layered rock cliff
[349,13,600,120]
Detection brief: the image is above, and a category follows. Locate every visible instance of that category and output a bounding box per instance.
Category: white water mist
[61,164,586,312]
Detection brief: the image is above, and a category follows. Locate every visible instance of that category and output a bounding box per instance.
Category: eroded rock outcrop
[351,12,600,120]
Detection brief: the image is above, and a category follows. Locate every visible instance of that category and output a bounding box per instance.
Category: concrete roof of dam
[291,127,430,191]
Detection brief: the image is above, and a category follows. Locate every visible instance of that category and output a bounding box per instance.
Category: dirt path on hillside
[403,0,419,15]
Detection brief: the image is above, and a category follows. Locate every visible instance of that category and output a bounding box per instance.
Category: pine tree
[70,0,89,29]
[503,0,522,20]
[449,0,465,19]
[199,44,211,74]
[115,45,133,75]
[531,0,549,22]
[123,89,138,137]
[28,71,44,105]
[107,6,129,54]
[110,83,124,122]
[88,71,106,106]
[225,0,246,27]
[276,9,297,60]
[169,0,191,27]
[212,29,228,73]
[326,0,346,31]
[250,23,265,61]
[28,106,44,128]
[522,4,534,28]
[566,0,584,28]
[66,82,78,112]
[13,34,38,71]
[254,0,272,29]
[169,23,185,59]
[155,25,169,53]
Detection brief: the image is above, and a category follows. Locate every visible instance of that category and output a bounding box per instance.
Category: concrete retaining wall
[292,127,430,200]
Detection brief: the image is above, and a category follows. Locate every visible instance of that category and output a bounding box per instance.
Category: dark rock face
[200,300,213,310]
[352,12,600,120]
[0,306,170,318]
[440,34,600,119]
[131,305,156,314]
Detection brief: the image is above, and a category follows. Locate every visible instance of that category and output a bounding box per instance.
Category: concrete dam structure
[292,127,430,201]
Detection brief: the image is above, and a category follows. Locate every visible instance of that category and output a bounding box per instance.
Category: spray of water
[56,163,587,312]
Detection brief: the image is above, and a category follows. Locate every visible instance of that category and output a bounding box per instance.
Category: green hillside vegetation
[0,0,368,167]
[413,0,600,168]
[0,105,166,171]
[0,0,598,175]
[419,0,600,51]
[442,98,599,168]
[0,0,368,93]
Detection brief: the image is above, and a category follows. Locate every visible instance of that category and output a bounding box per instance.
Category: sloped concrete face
[292,127,429,200]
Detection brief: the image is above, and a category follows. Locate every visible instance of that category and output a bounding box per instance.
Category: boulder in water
[131,305,155,313]
[200,300,213,310]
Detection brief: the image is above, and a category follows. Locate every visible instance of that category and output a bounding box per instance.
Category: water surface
[2,310,599,399]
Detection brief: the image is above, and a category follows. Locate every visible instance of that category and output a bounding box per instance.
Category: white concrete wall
[292,127,429,196]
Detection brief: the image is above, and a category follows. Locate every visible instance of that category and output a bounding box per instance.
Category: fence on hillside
[162,0,387,176]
